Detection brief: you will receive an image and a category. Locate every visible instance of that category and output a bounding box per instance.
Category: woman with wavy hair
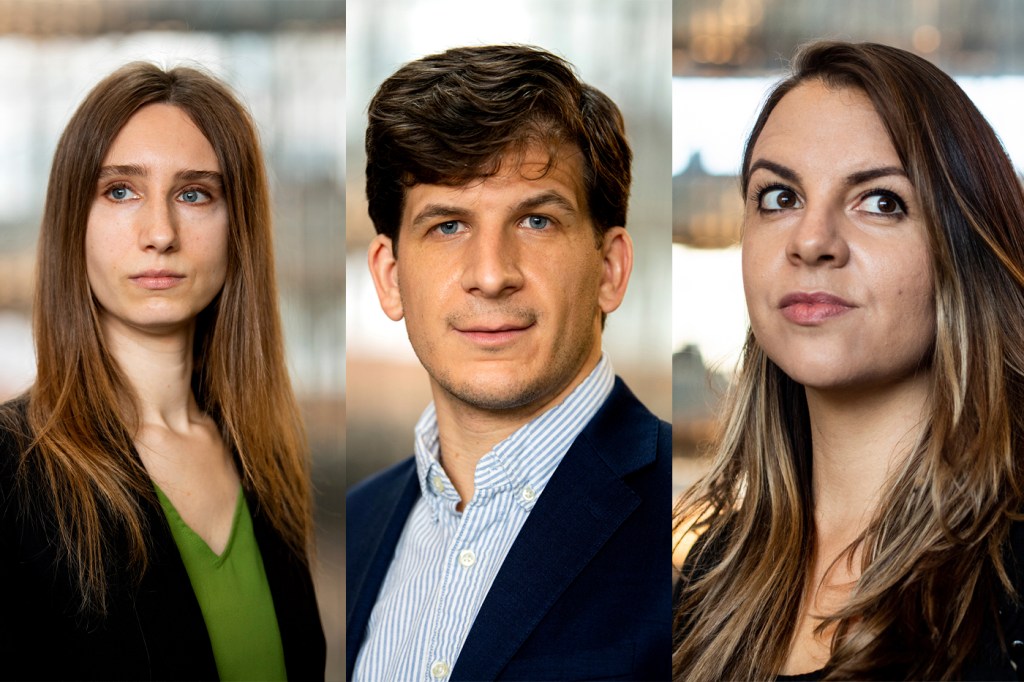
[674,41,1024,680]
[0,63,324,680]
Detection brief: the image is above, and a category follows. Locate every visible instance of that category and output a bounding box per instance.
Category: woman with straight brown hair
[674,41,1024,680]
[0,62,324,680]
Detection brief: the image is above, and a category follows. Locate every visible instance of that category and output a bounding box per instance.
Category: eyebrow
[748,159,907,188]
[511,190,579,216]
[97,164,223,186]
[410,190,580,229]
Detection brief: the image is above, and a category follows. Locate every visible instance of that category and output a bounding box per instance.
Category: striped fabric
[352,355,615,682]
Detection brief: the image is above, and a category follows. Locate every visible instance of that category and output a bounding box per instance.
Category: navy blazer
[347,377,672,681]
[0,399,326,681]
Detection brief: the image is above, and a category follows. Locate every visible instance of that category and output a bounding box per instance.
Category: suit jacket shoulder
[345,456,420,675]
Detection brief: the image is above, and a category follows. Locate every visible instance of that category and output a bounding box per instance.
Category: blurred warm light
[672,502,714,570]
[913,24,942,53]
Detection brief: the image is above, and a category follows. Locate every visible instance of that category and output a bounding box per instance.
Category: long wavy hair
[673,41,1024,680]
[6,62,312,614]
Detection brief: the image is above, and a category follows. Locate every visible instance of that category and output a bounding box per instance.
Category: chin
[435,370,551,412]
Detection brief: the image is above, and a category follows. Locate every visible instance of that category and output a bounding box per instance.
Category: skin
[741,81,936,673]
[369,144,632,507]
[85,103,239,554]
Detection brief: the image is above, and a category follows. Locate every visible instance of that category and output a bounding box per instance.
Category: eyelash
[104,182,135,199]
[748,182,909,217]
[859,187,908,216]
[749,182,794,212]
[102,182,214,203]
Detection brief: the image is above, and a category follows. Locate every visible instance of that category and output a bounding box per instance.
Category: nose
[460,226,525,297]
[786,206,849,267]
[137,197,179,253]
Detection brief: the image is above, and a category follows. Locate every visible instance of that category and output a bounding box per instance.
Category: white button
[458,549,476,567]
[430,660,450,679]
[521,485,536,502]
[431,475,445,494]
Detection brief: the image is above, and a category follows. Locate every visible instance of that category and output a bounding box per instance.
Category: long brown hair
[674,41,1024,680]
[11,62,312,614]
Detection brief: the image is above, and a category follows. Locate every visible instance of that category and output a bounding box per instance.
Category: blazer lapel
[452,379,660,681]
[345,461,420,676]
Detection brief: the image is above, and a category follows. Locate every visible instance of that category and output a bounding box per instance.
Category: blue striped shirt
[352,355,615,682]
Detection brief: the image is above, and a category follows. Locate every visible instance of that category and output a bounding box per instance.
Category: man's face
[369,144,632,417]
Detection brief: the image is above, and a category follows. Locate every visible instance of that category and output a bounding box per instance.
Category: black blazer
[347,377,673,681]
[0,399,326,681]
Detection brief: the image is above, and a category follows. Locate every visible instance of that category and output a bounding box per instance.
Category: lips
[453,320,535,347]
[129,269,185,291]
[778,291,855,325]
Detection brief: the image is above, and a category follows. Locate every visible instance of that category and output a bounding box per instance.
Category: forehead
[401,143,588,224]
[103,103,220,169]
[751,80,901,177]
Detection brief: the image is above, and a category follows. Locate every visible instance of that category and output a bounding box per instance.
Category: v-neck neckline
[154,483,245,565]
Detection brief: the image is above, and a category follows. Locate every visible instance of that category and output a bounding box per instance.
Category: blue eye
[107,185,138,201]
[522,215,550,229]
[436,221,463,235]
[179,188,210,204]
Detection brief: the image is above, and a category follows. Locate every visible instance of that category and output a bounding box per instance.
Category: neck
[101,317,199,432]
[806,370,931,539]
[432,349,602,508]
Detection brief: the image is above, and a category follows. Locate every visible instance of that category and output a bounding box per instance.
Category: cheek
[192,216,230,280]
[885,253,936,354]
[83,219,118,292]
[740,234,773,315]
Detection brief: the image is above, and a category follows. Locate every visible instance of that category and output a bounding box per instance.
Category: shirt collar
[413,353,615,514]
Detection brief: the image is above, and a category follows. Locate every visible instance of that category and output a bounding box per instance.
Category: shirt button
[458,549,476,567]
[430,659,450,679]
[521,485,536,502]
[431,475,445,494]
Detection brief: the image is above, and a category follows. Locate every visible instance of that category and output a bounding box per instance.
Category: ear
[598,226,632,315]
[368,234,404,321]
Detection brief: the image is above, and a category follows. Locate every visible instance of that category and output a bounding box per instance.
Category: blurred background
[346,0,673,488]
[672,0,1024,509]
[0,0,343,677]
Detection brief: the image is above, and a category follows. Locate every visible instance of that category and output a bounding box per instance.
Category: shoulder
[0,396,31,503]
[0,395,30,455]
[581,376,671,476]
[346,456,418,526]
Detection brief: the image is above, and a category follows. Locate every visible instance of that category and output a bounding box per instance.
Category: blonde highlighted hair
[674,41,1024,680]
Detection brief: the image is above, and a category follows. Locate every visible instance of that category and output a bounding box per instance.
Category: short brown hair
[365,44,632,250]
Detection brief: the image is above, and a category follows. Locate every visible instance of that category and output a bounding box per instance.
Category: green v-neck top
[155,485,288,681]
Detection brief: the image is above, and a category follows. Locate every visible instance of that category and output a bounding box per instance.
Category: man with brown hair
[346,45,670,681]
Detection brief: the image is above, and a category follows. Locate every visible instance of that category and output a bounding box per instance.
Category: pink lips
[455,322,534,347]
[130,270,185,290]
[778,291,855,325]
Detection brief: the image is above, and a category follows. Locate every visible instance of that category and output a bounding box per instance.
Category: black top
[676,520,1024,681]
[0,397,326,681]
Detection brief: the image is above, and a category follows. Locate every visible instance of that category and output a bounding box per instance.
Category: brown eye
[760,187,803,211]
[859,191,906,217]
[876,196,896,213]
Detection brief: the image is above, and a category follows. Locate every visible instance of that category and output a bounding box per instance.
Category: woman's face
[741,80,935,392]
[85,103,229,338]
